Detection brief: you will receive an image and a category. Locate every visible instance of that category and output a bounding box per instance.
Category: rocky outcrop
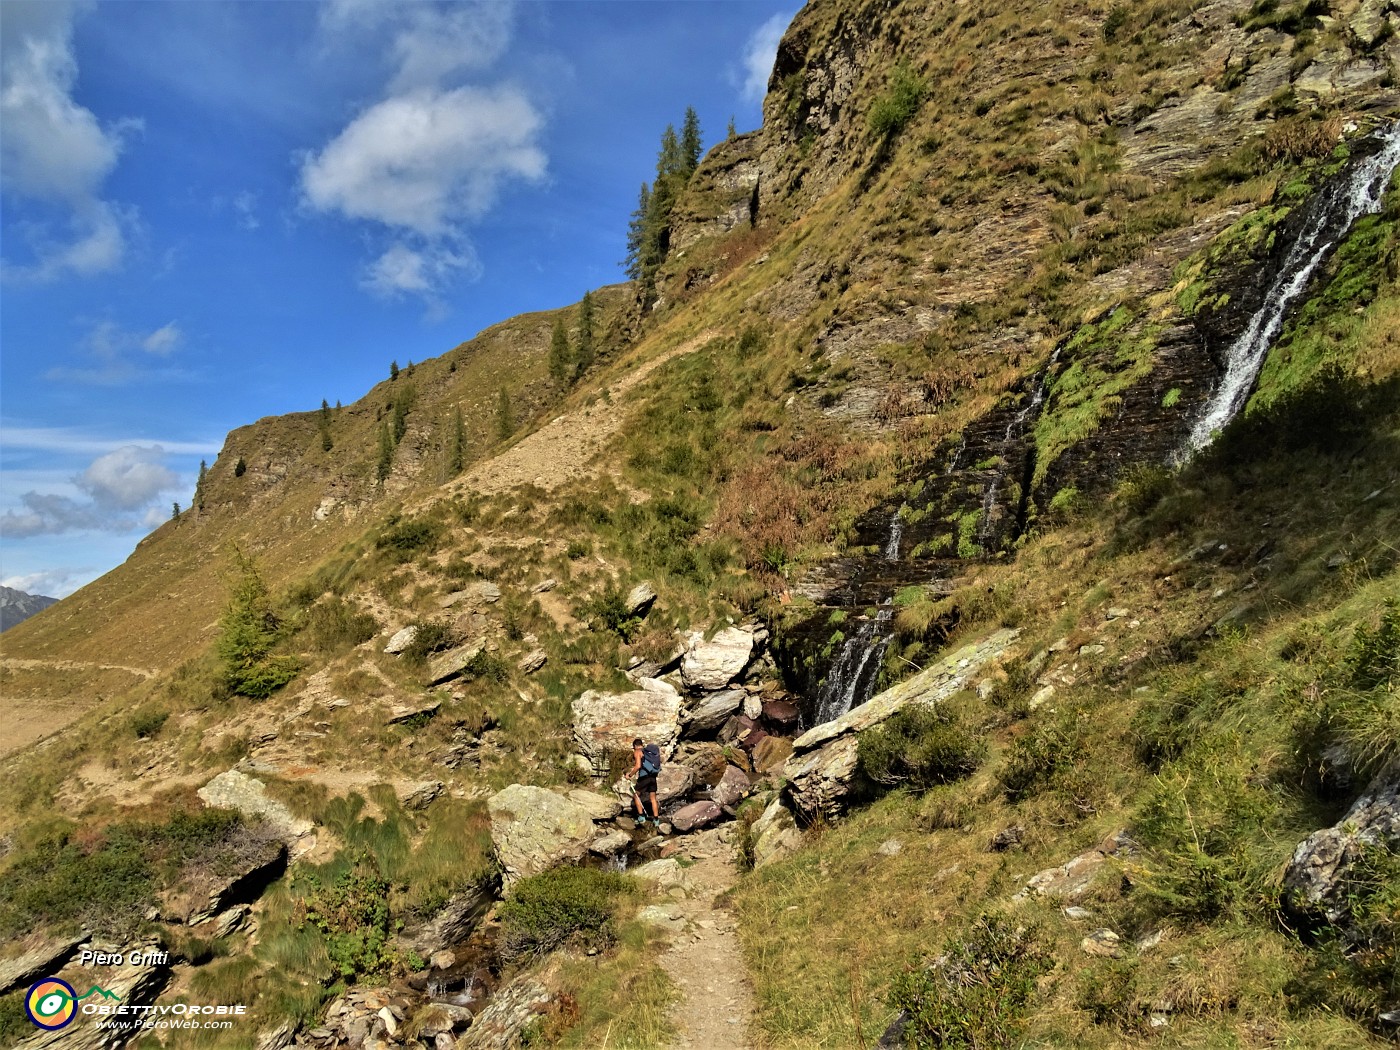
[197,771,313,846]
[487,785,598,886]
[15,944,170,1050]
[571,678,682,773]
[1013,831,1137,904]
[398,881,497,957]
[625,582,658,617]
[161,824,286,925]
[750,798,803,869]
[426,643,484,686]
[682,688,746,735]
[1283,757,1400,934]
[671,801,722,833]
[400,780,444,811]
[457,970,554,1050]
[784,630,1019,821]
[0,933,85,995]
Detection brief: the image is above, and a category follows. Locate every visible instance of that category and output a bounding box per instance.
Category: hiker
[631,737,662,827]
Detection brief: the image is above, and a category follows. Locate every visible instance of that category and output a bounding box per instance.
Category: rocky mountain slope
[0,587,58,633]
[2,0,1399,1047]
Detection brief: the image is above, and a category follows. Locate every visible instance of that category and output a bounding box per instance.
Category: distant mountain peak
[0,585,59,632]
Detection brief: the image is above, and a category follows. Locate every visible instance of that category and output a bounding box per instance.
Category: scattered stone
[1106,607,1130,620]
[377,1006,398,1036]
[671,800,722,833]
[426,644,484,686]
[1013,830,1135,904]
[878,838,903,856]
[750,735,794,774]
[1028,685,1056,710]
[517,648,547,674]
[531,578,558,594]
[1079,643,1106,656]
[385,697,443,726]
[438,591,467,609]
[1283,756,1400,934]
[1136,930,1165,952]
[401,780,444,811]
[212,904,250,938]
[636,904,687,932]
[384,626,419,655]
[475,581,502,603]
[710,765,751,808]
[589,830,632,856]
[430,950,456,971]
[631,858,692,894]
[742,693,763,719]
[255,1023,296,1050]
[761,698,800,729]
[680,626,755,691]
[625,582,658,617]
[1325,552,1350,570]
[487,784,598,887]
[989,825,1025,852]
[1081,929,1123,958]
[750,798,803,868]
[456,971,555,1050]
[684,688,746,735]
[1063,906,1092,922]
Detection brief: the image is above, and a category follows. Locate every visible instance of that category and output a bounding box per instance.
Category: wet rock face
[399,882,498,958]
[1283,757,1400,936]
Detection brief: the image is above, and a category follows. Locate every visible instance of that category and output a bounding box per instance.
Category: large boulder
[680,627,755,691]
[682,688,746,735]
[161,823,287,924]
[611,762,696,809]
[750,799,803,868]
[427,643,485,685]
[671,800,722,833]
[457,971,553,1050]
[784,629,1019,821]
[572,678,682,774]
[1283,757,1400,933]
[625,582,658,617]
[710,765,751,808]
[487,785,598,887]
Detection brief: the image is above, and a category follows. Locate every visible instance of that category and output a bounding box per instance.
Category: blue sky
[0,0,795,597]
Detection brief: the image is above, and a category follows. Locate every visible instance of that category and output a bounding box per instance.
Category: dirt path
[660,835,757,1050]
[0,657,157,679]
[440,330,717,499]
[0,657,159,757]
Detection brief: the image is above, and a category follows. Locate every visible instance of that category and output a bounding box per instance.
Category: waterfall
[813,605,895,724]
[1186,121,1400,454]
[884,505,907,561]
[977,346,1064,545]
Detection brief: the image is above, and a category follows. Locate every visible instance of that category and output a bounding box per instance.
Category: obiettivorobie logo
[24,979,122,1031]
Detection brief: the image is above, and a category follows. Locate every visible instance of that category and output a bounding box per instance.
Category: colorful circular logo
[26,978,78,1030]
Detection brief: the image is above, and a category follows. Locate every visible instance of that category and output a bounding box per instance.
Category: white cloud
[739,12,795,105]
[1,568,81,598]
[0,0,136,279]
[77,445,179,510]
[0,424,217,456]
[233,190,260,231]
[302,86,544,236]
[304,1,542,306]
[142,321,182,356]
[363,241,480,299]
[0,491,109,537]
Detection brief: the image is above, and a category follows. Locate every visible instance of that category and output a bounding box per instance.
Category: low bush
[130,706,169,739]
[298,863,398,979]
[374,515,442,563]
[888,913,1054,1049]
[857,704,986,791]
[579,585,643,642]
[301,597,378,654]
[869,63,928,141]
[499,866,632,963]
[401,620,456,664]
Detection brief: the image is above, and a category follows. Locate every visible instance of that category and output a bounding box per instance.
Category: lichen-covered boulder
[682,688,746,735]
[487,785,598,887]
[572,677,682,773]
[680,626,755,691]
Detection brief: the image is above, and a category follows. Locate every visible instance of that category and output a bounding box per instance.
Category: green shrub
[299,863,397,979]
[579,586,643,642]
[1001,712,1085,800]
[374,515,442,563]
[857,704,986,791]
[888,913,1054,1049]
[130,707,169,739]
[869,63,928,141]
[499,866,632,963]
[401,620,456,664]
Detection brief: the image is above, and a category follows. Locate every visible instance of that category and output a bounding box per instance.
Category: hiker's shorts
[636,774,658,795]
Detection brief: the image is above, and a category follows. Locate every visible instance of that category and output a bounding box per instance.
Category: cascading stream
[1186,121,1400,454]
[884,505,907,561]
[813,605,895,725]
[977,346,1064,545]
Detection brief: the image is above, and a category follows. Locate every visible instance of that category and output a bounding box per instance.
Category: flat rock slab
[198,770,313,843]
[487,784,598,887]
[0,933,86,995]
[384,625,419,654]
[680,627,754,692]
[401,780,444,810]
[671,800,722,833]
[1013,830,1135,904]
[590,830,632,856]
[794,628,1020,751]
[565,788,621,821]
[683,688,746,735]
[427,644,484,686]
[386,697,443,725]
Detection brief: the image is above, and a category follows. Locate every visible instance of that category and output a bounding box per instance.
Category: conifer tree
[727,115,737,140]
[574,291,595,378]
[391,384,414,444]
[217,546,298,699]
[377,421,394,481]
[624,182,652,281]
[548,317,572,386]
[234,457,247,478]
[681,106,702,175]
[657,124,684,181]
[495,388,514,440]
[319,399,333,452]
[448,406,466,475]
[195,459,208,511]
[172,502,181,520]
[390,360,400,381]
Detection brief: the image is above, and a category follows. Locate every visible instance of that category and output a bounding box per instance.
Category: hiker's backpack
[640,743,662,777]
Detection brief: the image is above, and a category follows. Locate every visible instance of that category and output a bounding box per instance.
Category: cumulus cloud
[0,0,137,280]
[304,1,542,306]
[0,444,179,538]
[303,86,544,235]
[1,568,82,598]
[233,190,260,231]
[77,445,179,510]
[739,12,795,105]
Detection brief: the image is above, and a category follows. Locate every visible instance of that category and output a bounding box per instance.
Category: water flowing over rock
[571,678,682,774]
[680,626,756,691]
[487,785,599,887]
[1283,757,1400,934]
[1185,121,1400,453]
[812,607,896,725]
[786,629,1019,821]
[399,882,498,957]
